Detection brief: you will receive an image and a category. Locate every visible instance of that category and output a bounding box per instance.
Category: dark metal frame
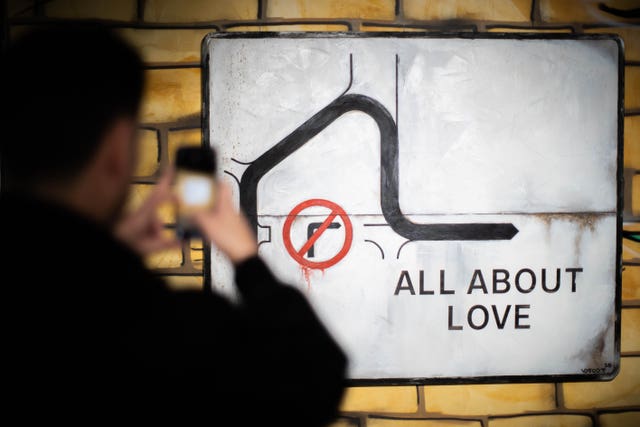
[201,31,624,385]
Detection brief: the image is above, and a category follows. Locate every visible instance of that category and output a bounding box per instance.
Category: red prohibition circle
[282,199,353,270]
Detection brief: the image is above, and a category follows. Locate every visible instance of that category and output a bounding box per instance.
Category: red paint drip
[300,265,325,291]
[300,266,327,290]
[301,266,313,289]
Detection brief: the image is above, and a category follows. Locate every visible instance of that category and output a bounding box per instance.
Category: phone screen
[176,171,215,212]
[174,146,217,239]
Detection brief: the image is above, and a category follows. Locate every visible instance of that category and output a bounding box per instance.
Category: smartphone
[174,146,217,239]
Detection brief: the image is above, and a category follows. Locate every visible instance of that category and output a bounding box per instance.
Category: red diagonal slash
[296,210,338,257]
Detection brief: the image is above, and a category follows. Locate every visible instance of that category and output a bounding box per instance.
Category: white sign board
[204,33,622,383]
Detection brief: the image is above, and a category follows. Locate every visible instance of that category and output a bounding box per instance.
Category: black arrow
[389,221,519,241]
[240,93,519,241]
[240,55,518,242]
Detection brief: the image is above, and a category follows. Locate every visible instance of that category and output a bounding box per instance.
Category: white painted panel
[205,34,621,381]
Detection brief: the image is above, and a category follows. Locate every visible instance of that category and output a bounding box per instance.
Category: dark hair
[1,25,144,190]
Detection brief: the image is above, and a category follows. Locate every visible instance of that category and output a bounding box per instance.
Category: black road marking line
[364,239,385,259]
[223,170,240,186]
[239,56,518,241]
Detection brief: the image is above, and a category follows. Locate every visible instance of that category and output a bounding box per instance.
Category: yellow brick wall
[6,0,639,425]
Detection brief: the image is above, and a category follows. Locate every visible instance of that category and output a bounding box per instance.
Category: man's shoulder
[1,192,162,293]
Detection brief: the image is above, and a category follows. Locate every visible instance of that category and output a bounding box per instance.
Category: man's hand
[115,170,179,256]
[193,182,258,265]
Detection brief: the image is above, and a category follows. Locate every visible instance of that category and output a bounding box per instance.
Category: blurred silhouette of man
[1,26,346,425]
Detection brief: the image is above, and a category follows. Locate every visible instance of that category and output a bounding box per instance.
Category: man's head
[1,25,144,224]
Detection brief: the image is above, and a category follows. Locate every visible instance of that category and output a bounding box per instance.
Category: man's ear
[70,116,137,225]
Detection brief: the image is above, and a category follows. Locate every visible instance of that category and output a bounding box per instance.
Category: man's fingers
[156,166,175,191]
[141,168,176,212]
[193,210,213,231]
[216,181,234,212]
[150,167,175,202]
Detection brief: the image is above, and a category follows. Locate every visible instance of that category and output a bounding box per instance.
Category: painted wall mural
[205,33,622,382]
